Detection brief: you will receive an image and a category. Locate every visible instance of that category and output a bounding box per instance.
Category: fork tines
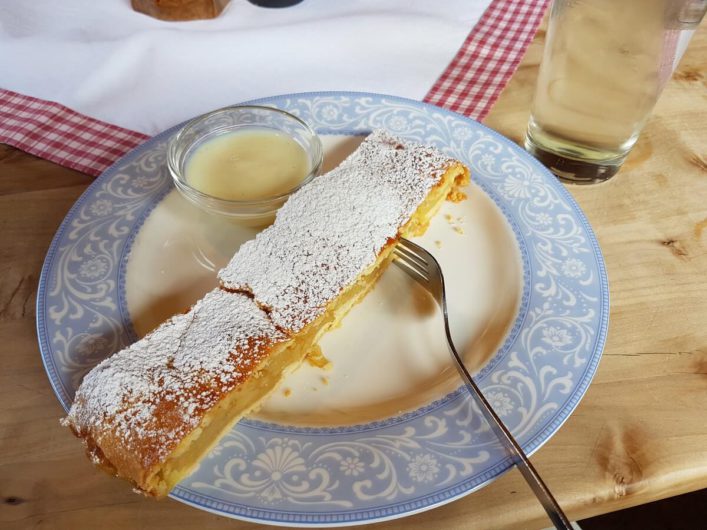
[393,240,429,281]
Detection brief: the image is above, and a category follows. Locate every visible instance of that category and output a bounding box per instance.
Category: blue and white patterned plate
[37,92,608,526]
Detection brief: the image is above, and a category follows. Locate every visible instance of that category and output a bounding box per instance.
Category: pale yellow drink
[185,130,309,201]
[525,0,703,182]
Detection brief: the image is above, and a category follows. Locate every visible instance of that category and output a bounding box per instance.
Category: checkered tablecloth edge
[424,0,549,117]
[0,0,548,177]
[0,89,149,176]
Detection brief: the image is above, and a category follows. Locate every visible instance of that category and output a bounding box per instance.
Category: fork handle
[444,331,573,530]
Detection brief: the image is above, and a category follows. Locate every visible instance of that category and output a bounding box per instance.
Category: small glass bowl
[167,105,323,225]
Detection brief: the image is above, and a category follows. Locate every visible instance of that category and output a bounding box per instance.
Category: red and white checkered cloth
[0,89,149,176]
[0,0,548,177]
[424,0,548,117]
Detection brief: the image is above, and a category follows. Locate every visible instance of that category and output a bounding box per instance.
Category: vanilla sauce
[185,129,309,201]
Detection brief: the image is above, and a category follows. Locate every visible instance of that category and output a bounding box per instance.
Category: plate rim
[36,90,609,526]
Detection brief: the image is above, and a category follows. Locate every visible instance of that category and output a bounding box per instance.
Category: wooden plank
[1,20,705,530]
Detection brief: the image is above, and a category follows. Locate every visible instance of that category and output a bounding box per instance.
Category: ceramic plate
[37,92,608,526]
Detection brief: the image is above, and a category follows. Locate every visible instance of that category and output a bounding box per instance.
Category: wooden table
[1,21,705,530]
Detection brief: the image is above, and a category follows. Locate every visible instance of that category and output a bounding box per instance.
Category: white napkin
[0,0,491,135]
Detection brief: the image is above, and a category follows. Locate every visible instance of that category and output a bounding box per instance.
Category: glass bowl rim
[167,104,324,208]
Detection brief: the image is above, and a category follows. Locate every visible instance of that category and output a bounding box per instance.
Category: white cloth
[0,0,491,135]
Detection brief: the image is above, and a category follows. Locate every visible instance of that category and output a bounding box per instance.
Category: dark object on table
[248,0,303,7]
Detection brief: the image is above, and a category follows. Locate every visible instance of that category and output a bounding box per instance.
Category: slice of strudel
[62,129,470,496]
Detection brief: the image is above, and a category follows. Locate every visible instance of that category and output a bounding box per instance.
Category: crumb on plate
[306,345,333,370]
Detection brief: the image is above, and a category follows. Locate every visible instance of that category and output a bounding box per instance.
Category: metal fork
[393,238,573,530]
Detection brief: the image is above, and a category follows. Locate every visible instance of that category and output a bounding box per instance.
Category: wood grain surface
[1,19,705,530]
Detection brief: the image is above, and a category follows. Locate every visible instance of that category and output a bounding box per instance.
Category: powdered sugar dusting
[218,129,456,332]
[64,129,460,479]
[64,289,286,468]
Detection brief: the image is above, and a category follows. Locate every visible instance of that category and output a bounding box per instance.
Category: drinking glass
[525,0,706,184]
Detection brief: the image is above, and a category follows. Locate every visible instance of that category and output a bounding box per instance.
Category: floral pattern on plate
[37,92,608,526]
